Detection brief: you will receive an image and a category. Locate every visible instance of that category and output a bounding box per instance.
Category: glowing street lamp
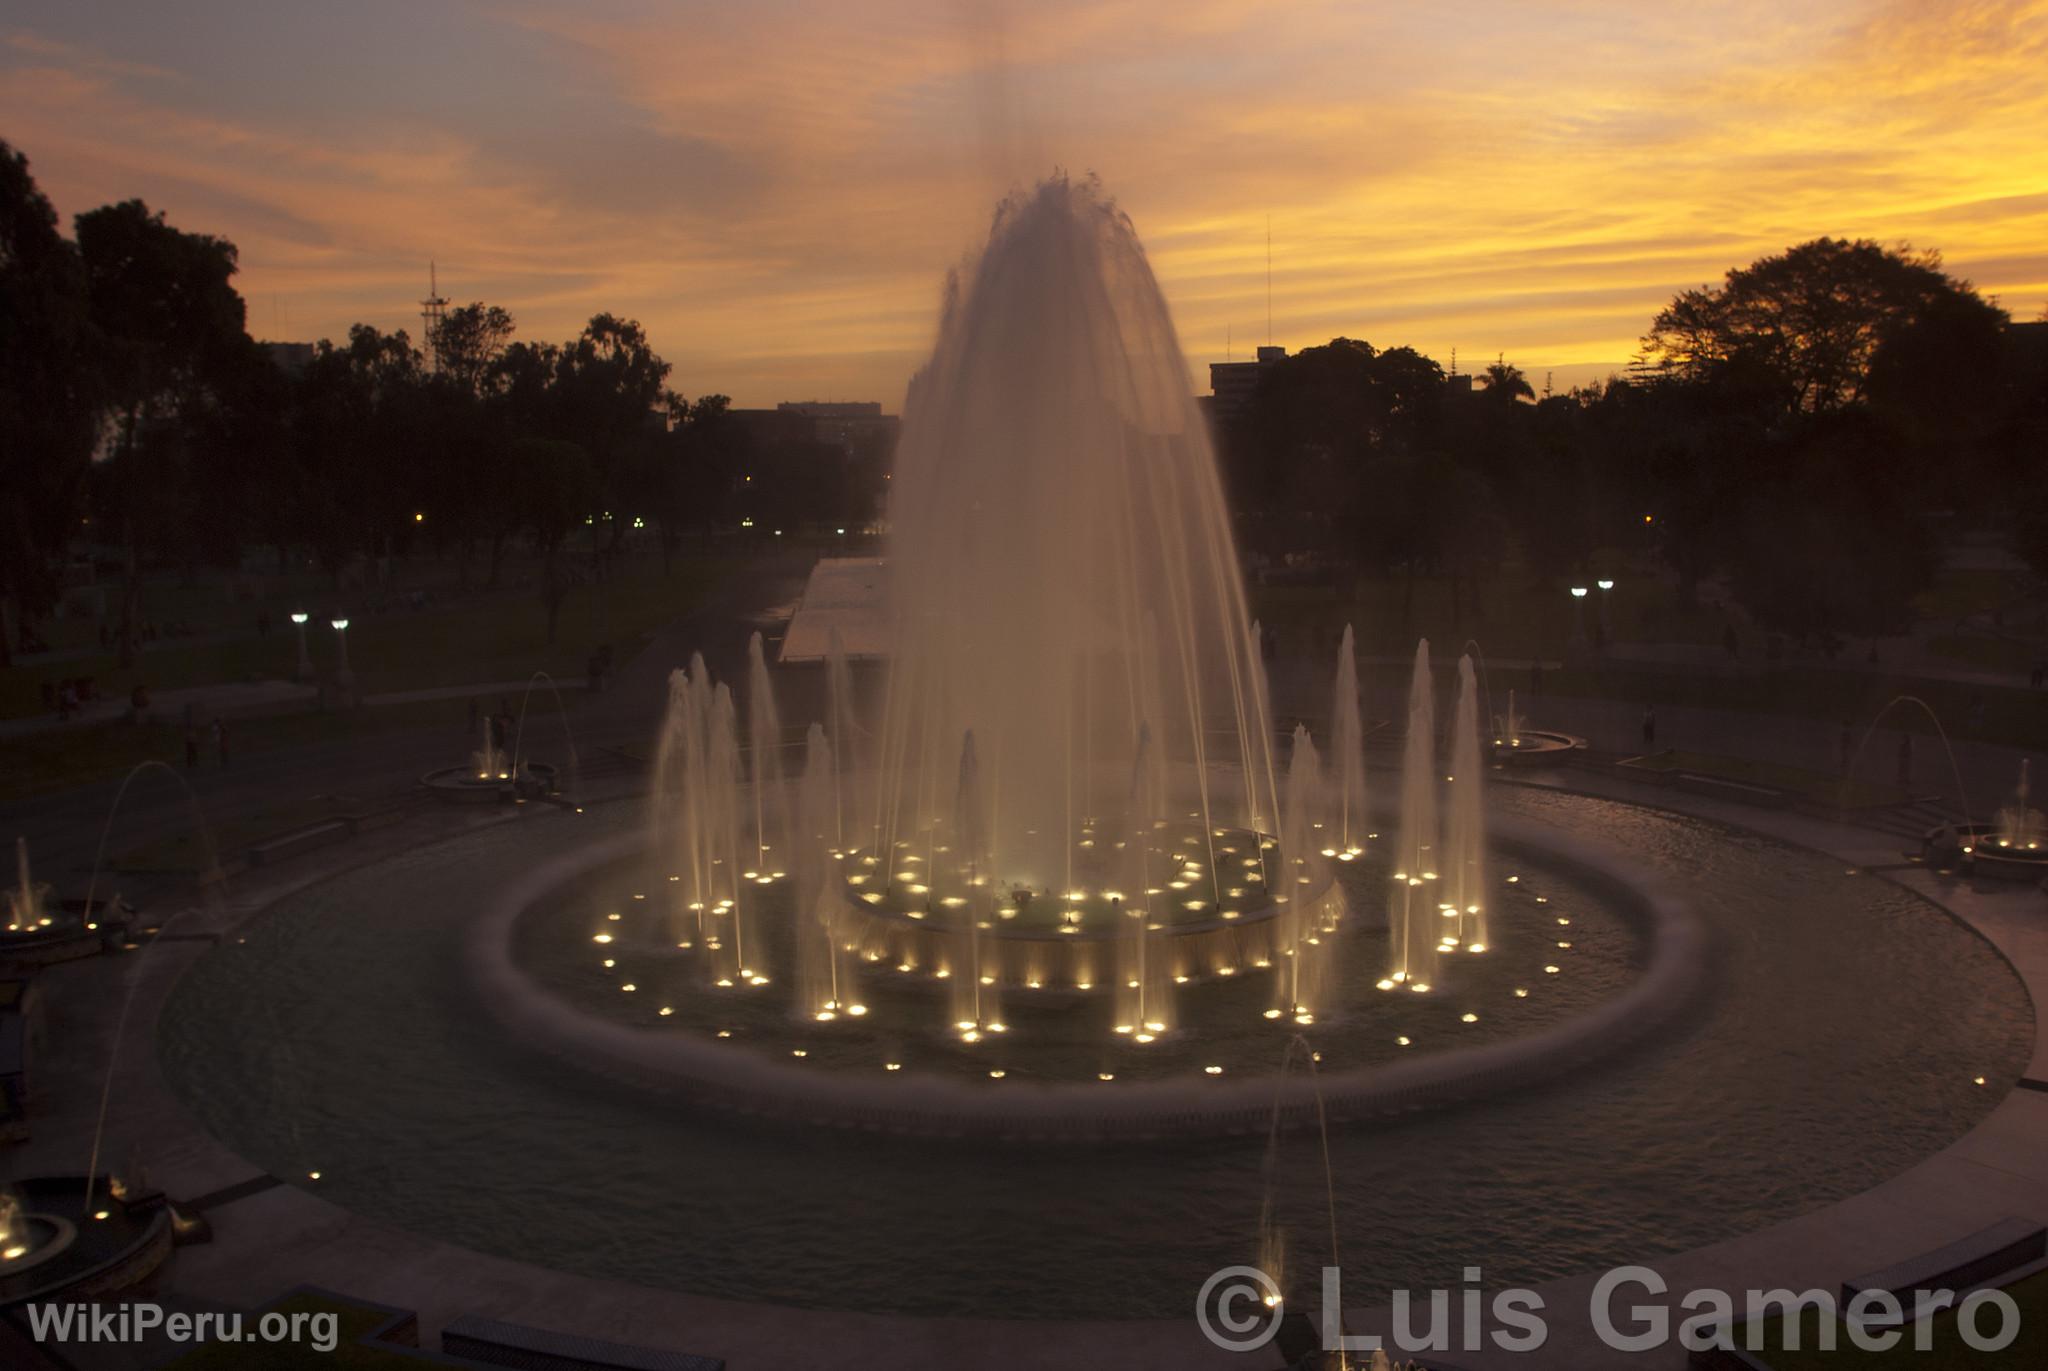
[289,611,312,680]
[1594,579,1616,646]
[330,617,352,686]
[1568,587,1589,648]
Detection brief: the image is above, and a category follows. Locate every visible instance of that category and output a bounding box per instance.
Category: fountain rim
[465,805,1706,1141]
[420,760,560,802]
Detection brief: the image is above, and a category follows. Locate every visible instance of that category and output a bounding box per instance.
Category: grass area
[2,546,727,719]
[1356,656,2048,752]
[1249,566,1701,662]
[1733,1267,2048,1368]
[1622,749,1905,809]
[0,696,483,806]
[1927,632,2047,675]
[160,1291,419,1369]
[1911,567,2032,621]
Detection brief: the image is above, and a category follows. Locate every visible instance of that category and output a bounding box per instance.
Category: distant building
[729,401,899,458]
[1446,373,1474,396]
[1207,345,1286,427]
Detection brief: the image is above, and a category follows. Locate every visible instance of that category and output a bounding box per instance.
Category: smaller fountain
[1950,759,2048,882]
[6,837,51,934]
[1,839,127,966]
[474,719,510,780]
[421,719,558,804]
[0,1177,176,1309]
[1489,686,1583,767]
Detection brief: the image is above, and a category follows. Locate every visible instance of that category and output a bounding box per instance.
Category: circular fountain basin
[1945,823,2048,882]
[0,898,132,967]
[0,1177,173,1310]
[421,762,559,804]
[1491,730,1583,767]
[157,789,2033,1319]
[489,818,1680,1139]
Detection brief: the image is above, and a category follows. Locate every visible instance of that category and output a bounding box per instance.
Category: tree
[507,436,595,644]
[1481,355,1534,405]
[550,314,670,558]
[0,141,98,664]
[1721,409,1934,643]
[287,326,426,581]
[75,199,248,663]
[1641,238,2006,417]
[432,302,515,396]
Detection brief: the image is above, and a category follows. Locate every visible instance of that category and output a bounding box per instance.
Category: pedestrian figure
[185,727,200,770]
[1898,734,1913,786]
[213,717,230,769]
[1529,661,1542,695]
[1970,694,1986,734]
[2033,661,2045,689]
[1722,624,1739,659]
[1641,706,1656,750]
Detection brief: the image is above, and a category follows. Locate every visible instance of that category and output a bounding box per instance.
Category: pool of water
[516,840,1639,1090]
[157,789,2033,1319]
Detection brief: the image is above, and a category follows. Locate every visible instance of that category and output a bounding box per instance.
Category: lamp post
[289,612,312,680]
[1569,586,1589,650]
[330,617,352,689]
[1595,579,1615,649]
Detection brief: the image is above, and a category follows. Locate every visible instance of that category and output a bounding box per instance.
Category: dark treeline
[1214,238,2048,648]
[0,140,880,668]
[8,135,2048,674]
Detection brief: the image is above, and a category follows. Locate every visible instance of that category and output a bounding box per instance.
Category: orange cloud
[2,2,2044,406]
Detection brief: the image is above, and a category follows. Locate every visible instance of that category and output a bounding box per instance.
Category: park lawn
[1910,566,2032,621]
[1354,658,2048,753]
[1927,632,2046,675]
[1622,749,1905,809]
[1732,1268,2048,1369]
[0,697,481,806]
[0,553,723,719]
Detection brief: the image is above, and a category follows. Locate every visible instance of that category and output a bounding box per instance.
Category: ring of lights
[469,811,1708,1140]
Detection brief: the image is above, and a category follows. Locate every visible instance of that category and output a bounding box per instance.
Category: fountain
[1,838,129,966]
[1443,655,1488,954]
[1953,758,2048,882]
[1329,626,1367,857]
[458,178,1706,1142]
[7,837,49,934]
[1489,686,1581,766]
[421,712,559,804]
[1382,641,1439,993]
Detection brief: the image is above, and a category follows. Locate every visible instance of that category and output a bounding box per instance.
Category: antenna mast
[420,261,449,374]
[1264,215,1273,347]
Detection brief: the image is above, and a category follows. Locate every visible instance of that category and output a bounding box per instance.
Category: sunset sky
[5,0,2046,409]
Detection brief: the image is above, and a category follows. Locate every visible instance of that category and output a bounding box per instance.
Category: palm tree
[1482,353,1534,404]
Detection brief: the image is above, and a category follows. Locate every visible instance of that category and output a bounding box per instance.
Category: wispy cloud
[3,1,2044,404]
